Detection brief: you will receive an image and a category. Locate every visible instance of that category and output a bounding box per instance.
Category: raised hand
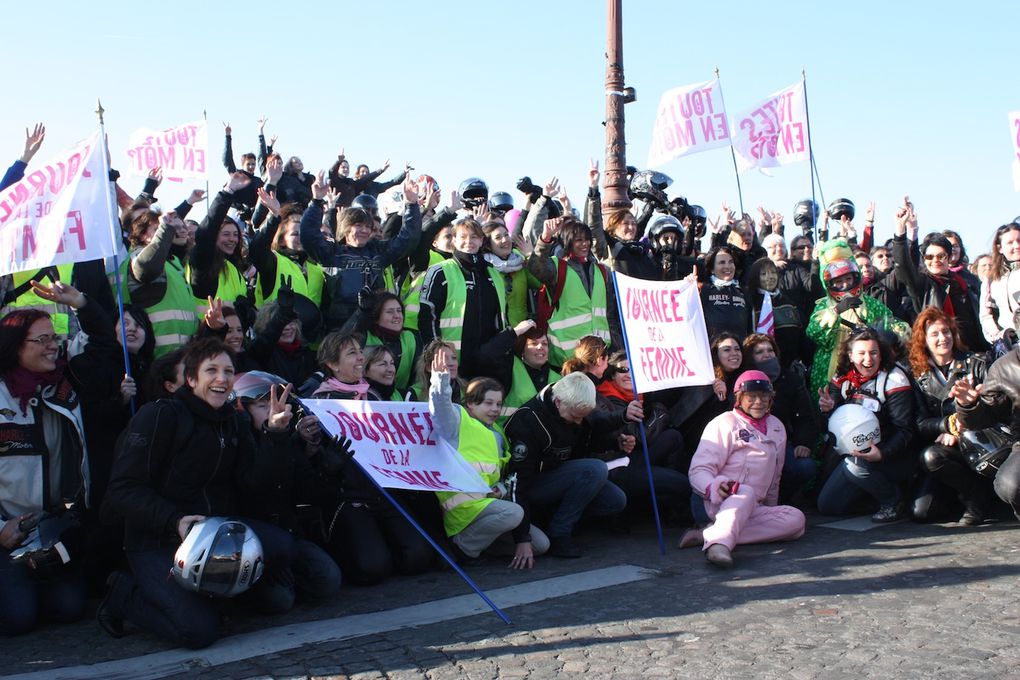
[29,280,86,309]
[223,122,232,136]
[324,187,340,210]
[257,116,269,132]
[225,171,252,193]
[312,170,327,200]
[543,176,560,198]
[449,190,463,212]
[148,166,164,186]
[21,123,45,163]
[187,189,206,206]
[266,383,295,432]
[757,206,773,227]
[513,319,537,336]
[256,187,281,215]
[865,201,876,223]
[588,158,600,188]
[268,134,278,147]
[817,386,835,413]
[266,155,283,184]
[431,350,448,377]
[203,296,225,329]
[403,176,419,204]
[542,216,565,241]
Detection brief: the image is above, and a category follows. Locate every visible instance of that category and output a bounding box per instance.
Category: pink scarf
[314,377,369,399]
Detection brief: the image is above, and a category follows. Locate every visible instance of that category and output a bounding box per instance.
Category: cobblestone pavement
[4,513,1020,679]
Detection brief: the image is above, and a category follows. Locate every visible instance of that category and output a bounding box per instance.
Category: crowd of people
[2,120,1019,649]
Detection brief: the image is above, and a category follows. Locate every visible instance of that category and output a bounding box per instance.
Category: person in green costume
[805,238,909,396]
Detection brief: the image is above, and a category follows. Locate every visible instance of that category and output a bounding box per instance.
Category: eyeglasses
[923,253,948,263]
[792,244,812,251]
[742,393,771,403]
[25,334,63,346]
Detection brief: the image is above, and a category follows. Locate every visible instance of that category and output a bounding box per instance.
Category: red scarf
[927,271,967,317]
[596,380,641,403]
[277,339,303,356]
[835,368,870,391]
[4,362,67,415]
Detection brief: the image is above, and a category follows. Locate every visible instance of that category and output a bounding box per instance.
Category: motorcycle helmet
[232,370,288,403]
[733,370,774,395]
[173,518,264,598]
[415,174,439,195]
[458,178,489,208]
[828,404,881,456]
[351,194,378,214]
[959,426,1015,478]
[629,170,672,205]
[822,259,863,299]
[793,199,820,228]
[488,191,514,213]
[686,204,708,237]
[647,215,684,252]
[827,198,855,222]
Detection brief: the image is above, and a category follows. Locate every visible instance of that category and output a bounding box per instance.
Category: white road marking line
[3,565,656,680]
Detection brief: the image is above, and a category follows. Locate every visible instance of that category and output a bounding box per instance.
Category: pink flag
[756,293,775,337]
[731,81,809,174]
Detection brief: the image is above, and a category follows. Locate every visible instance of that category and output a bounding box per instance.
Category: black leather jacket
[957,345,1020,437]
[915,352,986,442]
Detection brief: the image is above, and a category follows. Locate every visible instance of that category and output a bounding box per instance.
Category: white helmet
[828,404,881,455]
[172,518,264,597]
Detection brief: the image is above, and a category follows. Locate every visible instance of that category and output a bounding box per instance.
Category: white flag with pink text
[731,81,810,174]
[1009,110,1020,191]
[123,120,209,181]
[647,79,731,168]
[0,131,116,277]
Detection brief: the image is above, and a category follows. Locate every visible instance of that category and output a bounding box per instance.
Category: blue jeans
[113,518,296,649]
[780,445,818,501]
[817,455,914,514]
[0,548,86,636]
[528,459,627,538]
[254,538,341,614]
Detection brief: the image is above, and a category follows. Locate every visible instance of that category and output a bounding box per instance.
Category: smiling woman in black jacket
[99,339,297,649]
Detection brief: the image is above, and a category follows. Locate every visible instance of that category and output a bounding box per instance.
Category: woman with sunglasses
[892,203,987,352]
[0,281,123,635]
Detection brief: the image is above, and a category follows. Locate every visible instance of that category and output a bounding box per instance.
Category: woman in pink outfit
[685,370,806,567]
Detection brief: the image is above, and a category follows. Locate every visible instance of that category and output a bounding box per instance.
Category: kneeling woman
[816,326,917,522]
[686,371,806,568]
[429,355,549,568]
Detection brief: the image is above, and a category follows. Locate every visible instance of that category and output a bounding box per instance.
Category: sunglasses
[923,253,948,262]
[613,366,630,373]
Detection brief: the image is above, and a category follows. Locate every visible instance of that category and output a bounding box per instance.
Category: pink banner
[1009,111,1020,191]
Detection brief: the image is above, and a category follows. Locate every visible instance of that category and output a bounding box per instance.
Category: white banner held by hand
[301,399,490,493]
[731,80,809,174]
[1009,110,1020,191]
[647,79,731,168]
[614,272,714,393]
[0,131,116,277]
[124,120,208,180]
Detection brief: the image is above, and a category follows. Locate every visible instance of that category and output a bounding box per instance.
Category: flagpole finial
[203,109,207,120]
[95,98,105,125]
[714,66,720,78]
[802,68,806,79]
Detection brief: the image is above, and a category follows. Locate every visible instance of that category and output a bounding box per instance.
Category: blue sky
[2,1,1017,256]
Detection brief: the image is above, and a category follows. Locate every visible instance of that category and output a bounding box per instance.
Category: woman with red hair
[908,306,989,524]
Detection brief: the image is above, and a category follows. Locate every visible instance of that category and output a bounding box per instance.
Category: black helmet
[648,215,684,252]
[960,425,1014,478]
[488,191,513,213]
[458,177,489,208]
[687,204,707,238]
[351,194,378,214]
[793,199,819,227]
[629,169,672,205]
[827,198,855,222]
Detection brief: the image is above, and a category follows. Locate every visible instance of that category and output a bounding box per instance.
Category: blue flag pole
[96,99,135,415]
[611,270,666,556]
[296,397,511,625]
